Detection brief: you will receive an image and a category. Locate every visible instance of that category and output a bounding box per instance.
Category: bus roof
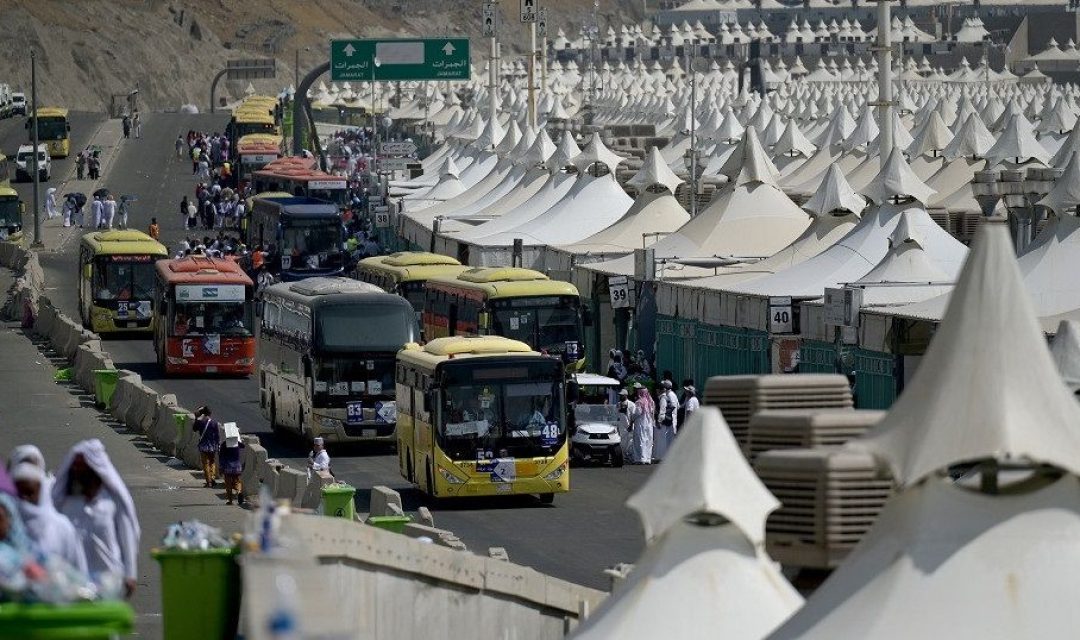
[81,230,168,256]
[426,267,579,299]
[397,337,543,368]
[358,258,467,284]
[156,256,254,286]
[265,277,411,310]
[236,134,281,153]
[233,111,275,125]
[382,252,461,268]
[258,157,316,173]
[32,107,68,118]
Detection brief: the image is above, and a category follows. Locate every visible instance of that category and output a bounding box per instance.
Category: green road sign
[330,38,471,82]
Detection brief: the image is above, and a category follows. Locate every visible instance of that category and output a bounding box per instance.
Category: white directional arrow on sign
[442,42,456,55]
[343,43,356,56]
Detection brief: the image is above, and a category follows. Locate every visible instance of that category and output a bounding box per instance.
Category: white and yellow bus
[396,336,569,503]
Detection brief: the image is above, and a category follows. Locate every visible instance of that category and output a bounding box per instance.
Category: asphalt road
[0,111,105,237]
[32,112,649,590]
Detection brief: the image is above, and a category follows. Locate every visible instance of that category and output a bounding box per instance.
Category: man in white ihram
[308,437,331,480]
[654,379,679,462]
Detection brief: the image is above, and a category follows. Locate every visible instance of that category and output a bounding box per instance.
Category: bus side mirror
[83,264,92,280]
[301,355,313,379]
[583,306,594,327]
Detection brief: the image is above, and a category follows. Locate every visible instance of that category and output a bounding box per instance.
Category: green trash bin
[93,369,119,408]
[322,483,356,520]
[152,547,240,640]
[366,515,412,534]
[0,601,134,639]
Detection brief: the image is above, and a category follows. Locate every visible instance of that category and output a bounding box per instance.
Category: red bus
[234,133,282,189]
[251,165,349,210]
[153,256,256,376]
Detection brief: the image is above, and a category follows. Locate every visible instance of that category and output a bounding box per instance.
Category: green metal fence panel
[799,340,837,374]
[695,324,770,382]
[853,348,897,409]
[656,315,680,381]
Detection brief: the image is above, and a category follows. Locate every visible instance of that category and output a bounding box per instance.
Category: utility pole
[687,45,698,218]
[873,0,894,170]
[30,50,41,248]
[521,0,539,129]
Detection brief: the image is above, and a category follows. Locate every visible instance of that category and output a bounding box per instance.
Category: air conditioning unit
[703,374,853,454]
[754,446,894,570]
[748,408,885,461]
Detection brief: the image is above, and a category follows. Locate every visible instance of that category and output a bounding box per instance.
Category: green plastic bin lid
[321,483,356,495]
[151,546,239,560]
[92,369,118,377]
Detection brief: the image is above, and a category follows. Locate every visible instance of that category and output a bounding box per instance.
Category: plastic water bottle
[266,572,301,639]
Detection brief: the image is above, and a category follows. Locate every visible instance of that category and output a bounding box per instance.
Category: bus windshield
[33,118,68,140]
[490,297,583,355]
[0,198,20,229]
[94,258,156,301]
[281,218,344,264]
[308,188,349,207]
[171,301,253,337]
[436,360,565,460]
[316,303,418,353]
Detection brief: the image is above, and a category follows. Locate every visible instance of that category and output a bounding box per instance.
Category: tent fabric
[560,189,689,256]
[771,476,1080,639]
[857,220,1080,487]
[803,164,866,217]
[628,146,684,194]
[862,148,936,206]
[627,407,780,544]
[1038,151,1080,214]
[1050,320,1080,392]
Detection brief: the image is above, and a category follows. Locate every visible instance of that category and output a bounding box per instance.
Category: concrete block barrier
[241,443,269,499]
[107,371,142,422]
[369,485,403,518]
[174,410,202,467]
[301,470,334,510]
[73,342,114,394]
[259,459,286,497]
[274,467,308,504]
[32,298,57,338]
[125,382,160,434]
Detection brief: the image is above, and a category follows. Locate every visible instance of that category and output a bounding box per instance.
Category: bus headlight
[544,465,566,481]
[439,467,465,484]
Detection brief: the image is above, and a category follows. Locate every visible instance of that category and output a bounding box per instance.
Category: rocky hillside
[0,0,646,112]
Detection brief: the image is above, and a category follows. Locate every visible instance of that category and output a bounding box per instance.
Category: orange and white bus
[251,166,349,210]
[153,256,256,376]
[234,133,282,189]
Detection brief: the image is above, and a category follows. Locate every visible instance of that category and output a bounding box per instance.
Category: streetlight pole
[371,57,381,175]
[30,50,41,248]
[687,45,698,218]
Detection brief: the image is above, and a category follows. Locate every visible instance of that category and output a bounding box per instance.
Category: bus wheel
[538,493,555,505]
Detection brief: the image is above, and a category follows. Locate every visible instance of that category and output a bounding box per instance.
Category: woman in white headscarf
[10,461,87,574]
[52,439,140,598]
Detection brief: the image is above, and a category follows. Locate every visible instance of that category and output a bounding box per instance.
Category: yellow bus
[422,267,588,370]
[26,107,71,158]
[230,109,278,142]
[355,252,467,315]
[396,336,569,503]
[78,230,168,333]
[0,154,24,243]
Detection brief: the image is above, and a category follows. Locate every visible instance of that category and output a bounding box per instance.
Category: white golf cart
[568,373,624,467]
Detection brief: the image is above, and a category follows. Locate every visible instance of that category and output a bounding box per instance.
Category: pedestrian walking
[75,152,86,180]
[192,407,220,488]
[680,385,699,426]
[186,201,198,230]
[148,217,160,240]
[175,135,184,158]
[91,196,104,229]
[121,115,131,139]
[197,157,210,181]
[132,112,142,138]
[629,383,655,464]
[654,380,679,462]
[88,154,100,181]
[616,388,635,459]
[52,439,140,598]
[116,196,130,230]
[218,425,245,506]
[307,437,331,480]
[10,460,87,574]
[102,195,117,229]
[44,187,57,219]
[191,146,201,175]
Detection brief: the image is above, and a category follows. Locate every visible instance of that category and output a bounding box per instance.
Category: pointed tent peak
[628,146,683,194]
[843,107,881,150]
[803,164,867,217]
[907,110,953,157]
[943,112,997,160]
[495,118,523,155]
[720,126,782,188]
[545,130,581,171]
[520,127,557,167]
[441,157,460,178]
[888,209,924,248]
[773,118,817,158]
[1051,121,1080,168]
[626,407,780,545]
[1038,151,1080,214]
[984,113,1052,168]
[476,114,506,150]
[1051,320,1080,392]
[573,133,623,174]
[859,218,1080,487]
[864,148,936,205]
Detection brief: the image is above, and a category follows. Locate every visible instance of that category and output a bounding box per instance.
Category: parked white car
[14,144,50,182]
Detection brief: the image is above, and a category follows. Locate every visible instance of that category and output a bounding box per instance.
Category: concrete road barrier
[241,441,269,500]
[301,470,334,509]
[73,342,114,394]
[107,371,141,422]
[369,485,404,518]
[274,467,308,504]
[32,298,57,338]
